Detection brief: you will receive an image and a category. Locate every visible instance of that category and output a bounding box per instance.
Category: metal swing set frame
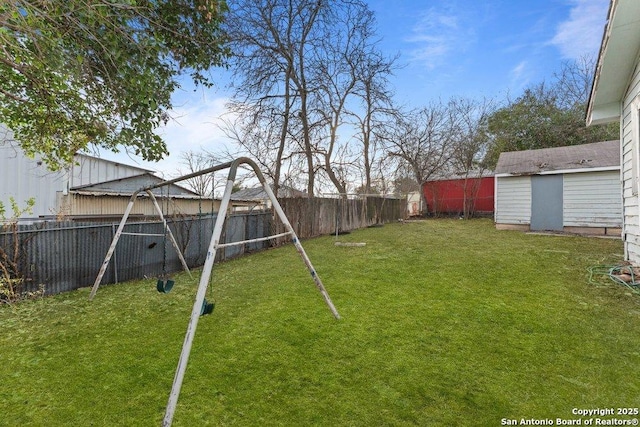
[88,157,340,427]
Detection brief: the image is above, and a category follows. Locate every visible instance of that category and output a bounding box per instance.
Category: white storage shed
[494,140,621,236]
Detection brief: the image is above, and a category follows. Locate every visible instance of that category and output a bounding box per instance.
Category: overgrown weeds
[0,197,43,304]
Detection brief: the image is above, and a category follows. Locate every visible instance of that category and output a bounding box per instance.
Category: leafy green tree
[0,0,230,170]
[484,58,618,167]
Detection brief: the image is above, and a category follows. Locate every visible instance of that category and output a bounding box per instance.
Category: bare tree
[449,96,496,218]
[380,102,456,215]
[554,55,596,109]
[176,150,222,197]
[224,0,394,197]
[225,0,328,196]
[219,100,306,192]
[309,1,396,197]
[350,49,397,196]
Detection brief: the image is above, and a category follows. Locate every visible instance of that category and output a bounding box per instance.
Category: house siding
[563,171,621,227]
[621,60,640,263]
[495,176,531,224]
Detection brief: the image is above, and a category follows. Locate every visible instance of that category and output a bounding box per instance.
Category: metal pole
[89,195,137,300]
[162,178,235,427]
[261,183,341,320]
[147,191,192,278]
[111,224,118,284]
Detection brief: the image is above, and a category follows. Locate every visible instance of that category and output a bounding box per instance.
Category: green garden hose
[588,265,640,295]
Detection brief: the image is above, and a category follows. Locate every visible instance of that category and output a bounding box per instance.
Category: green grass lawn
[1,219,639,426]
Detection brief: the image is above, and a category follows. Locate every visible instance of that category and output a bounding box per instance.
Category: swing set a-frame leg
[162,177,234,427]
[262,183,341,319]
[90,191,193,300]
[147,191,192,279]
[89,196,136,300]
[161,158,340,427]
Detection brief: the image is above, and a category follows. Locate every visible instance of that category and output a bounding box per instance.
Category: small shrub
[0,197,44,304]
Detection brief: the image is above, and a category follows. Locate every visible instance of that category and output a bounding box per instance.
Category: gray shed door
[530,175,563,231]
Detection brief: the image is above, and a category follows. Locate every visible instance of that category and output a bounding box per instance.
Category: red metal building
[422,174,495,216]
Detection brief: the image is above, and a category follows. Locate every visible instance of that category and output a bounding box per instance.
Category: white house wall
[495,176,531,224]
[563,171,622,227]
[621,60,640,263]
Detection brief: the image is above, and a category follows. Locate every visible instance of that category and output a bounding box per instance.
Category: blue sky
[368,0,608,103]
[102,0,610,177]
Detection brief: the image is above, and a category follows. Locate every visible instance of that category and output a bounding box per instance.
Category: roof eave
[587,0,640,126]
[588,102,621,126]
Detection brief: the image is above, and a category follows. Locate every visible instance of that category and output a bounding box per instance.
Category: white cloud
[405,6,474,69]
[509,60,533,93]
[551,0,609,59]
[97,95,236,178]
[159,97,231,152]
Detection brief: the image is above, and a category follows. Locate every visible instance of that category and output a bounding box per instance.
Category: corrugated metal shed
[1,131,212,221]
[71,173,198,197]
[58,193,220,218]
[70,153,151,187]
[0,129,66,219]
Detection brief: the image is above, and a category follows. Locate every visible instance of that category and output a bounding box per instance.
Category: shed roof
[427,169,495,182]
[71,173,200,198]
[495,140,620,175]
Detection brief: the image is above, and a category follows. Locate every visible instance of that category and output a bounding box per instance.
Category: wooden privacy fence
[276,196,404,238]
[0,196,403,297]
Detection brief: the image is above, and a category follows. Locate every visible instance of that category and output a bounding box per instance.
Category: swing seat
[157,279,175,293]
[200,298,215,316]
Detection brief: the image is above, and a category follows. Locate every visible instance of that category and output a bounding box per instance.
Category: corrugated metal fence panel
[14,221,117,296]
[1,197,401,297]
[0,213,272,296]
